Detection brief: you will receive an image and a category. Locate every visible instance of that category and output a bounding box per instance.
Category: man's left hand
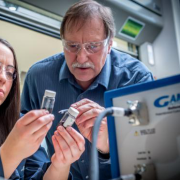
[71,98,109,153]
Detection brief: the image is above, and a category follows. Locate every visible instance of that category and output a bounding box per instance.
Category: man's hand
[44,126,85,180]
[71,98,109,153]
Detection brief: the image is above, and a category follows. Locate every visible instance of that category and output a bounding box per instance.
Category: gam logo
[154,93,180,108]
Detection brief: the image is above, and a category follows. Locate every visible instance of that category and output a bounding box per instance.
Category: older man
[21,0,153,179]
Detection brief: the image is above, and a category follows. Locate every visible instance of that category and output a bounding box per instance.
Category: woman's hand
[0,110,54,179]
[52,126,85,169]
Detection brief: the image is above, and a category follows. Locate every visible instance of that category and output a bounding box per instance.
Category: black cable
[90,107,142,180]
[90,108,113,180]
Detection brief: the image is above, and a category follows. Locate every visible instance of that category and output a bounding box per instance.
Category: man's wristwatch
[97,149,109,154]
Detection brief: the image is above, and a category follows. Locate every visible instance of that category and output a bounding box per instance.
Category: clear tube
[41,96,55,113]
[41,90,56,113]
[58,107,79,127]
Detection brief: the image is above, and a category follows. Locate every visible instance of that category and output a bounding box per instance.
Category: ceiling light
[9,6,17,11]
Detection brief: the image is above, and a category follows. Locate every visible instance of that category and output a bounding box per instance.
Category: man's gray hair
[60,0,116,39]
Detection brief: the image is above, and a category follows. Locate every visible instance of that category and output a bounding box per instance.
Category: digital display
[119,17,145,40]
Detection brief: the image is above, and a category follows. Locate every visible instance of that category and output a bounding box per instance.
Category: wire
[90,107,142,180]
[112,107,132,117]
[90,108,113,180]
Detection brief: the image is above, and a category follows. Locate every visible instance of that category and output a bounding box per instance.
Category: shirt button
[81,159,85,163]
[85,175,89,179]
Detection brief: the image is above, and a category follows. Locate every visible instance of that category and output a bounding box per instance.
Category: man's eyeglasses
[62,36,109,54]
[0,62,17,81]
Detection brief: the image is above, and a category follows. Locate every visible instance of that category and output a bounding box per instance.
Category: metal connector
[127,101,149,126]
[134,163,157,180]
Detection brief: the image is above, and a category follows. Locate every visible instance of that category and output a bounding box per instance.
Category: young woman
[0,38,85,180]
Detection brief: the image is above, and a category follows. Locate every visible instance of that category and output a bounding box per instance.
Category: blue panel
[104,74,180,178]
[105,91,120,177]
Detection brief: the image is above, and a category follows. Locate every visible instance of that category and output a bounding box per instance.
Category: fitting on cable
[127,100,149,126]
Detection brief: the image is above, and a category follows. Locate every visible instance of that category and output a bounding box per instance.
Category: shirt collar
[92,54,111,89]
[59,54,111,90]
[59,60,71,81]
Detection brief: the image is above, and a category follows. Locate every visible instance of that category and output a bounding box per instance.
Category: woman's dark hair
[0,38,20,145]
[60,0,116,39]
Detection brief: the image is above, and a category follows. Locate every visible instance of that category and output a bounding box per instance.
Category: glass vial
[41,90,56,113]
[59,107,79,128]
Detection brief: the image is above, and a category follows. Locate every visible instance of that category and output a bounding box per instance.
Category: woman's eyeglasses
[62,36,109,54]
[0,62,17,81]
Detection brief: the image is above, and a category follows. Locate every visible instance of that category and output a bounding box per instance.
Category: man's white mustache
[72,62,95,69]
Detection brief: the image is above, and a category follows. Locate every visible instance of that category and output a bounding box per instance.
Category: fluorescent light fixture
[8,6,17,11]
[119,17,145,40]
[147,43,155,65]
[5,2,18,11]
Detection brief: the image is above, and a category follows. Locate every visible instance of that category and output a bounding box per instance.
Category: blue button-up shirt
[21,49,153,180]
